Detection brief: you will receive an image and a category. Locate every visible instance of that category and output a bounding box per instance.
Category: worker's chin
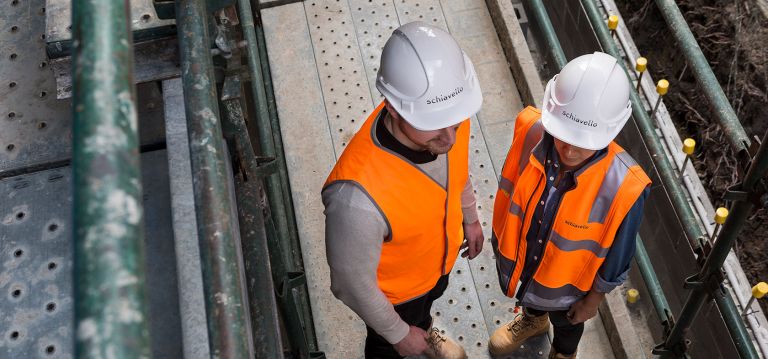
[427,143,453,155]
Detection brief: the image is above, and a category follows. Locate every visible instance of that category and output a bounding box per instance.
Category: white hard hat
[375,22,483,131]
[541,52,632,150]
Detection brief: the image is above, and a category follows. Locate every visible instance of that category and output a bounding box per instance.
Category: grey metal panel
[430,258,494,358]
[44,0,175,45]
[437,0,523,175]
[0,0,73,175]
[462,116,552,358]
[136,82,170,149]
[50,38,181,100]
[0,167,73,359]
[347,0,399,106]
[162,78,211,359]
[0,0,170,176]
[0,150,182,358]
[262,3,362,357]
[393,0,448,31]
[304,0,373,155]
[140,150,184,359]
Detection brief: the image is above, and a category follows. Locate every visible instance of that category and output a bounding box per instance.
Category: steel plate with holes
[44,0,176,58]
[1,167,72,359]
[0,0,73,175]
[264,0,617,357]
[304,0,373,154]
[0,150,182,358]
[347,0,399,105]
[0,1,170,177]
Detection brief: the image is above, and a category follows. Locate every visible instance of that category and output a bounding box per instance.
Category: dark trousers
[526,308,584,355]
[364,275,450,359]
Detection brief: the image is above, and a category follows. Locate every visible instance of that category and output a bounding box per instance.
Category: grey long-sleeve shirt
[323,115,479,344]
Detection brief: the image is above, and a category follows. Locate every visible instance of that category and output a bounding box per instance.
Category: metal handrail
[653,0,751,155]
[634,235,674,329]
[71,0,151,356]
[660,129,768,357]
[524,0,761,357]
[175,0,252,356]
[238,0,321,353]
[578,1,760,357]
[524,0,707,253]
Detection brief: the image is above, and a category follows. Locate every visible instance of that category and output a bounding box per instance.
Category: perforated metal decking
[262,1,614,357]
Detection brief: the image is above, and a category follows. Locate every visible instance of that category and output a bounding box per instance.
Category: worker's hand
[461,220,484,259]
[566,290,605,324]
[393,326,429,356]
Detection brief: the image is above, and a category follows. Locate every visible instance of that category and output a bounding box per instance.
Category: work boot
[423,327,467,359]
[548,349,577,358]
[488,312,550,355]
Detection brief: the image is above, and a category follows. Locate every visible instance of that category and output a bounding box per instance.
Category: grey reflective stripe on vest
[549,230,610,258]
[499,176,513,194]
[509,201,523,218]
[520,282,585,311]
[491,234,516,294]
[588,150,637,224]
[518,121,544,175]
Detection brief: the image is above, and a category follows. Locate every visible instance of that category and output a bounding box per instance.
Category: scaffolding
[1,0,767,358]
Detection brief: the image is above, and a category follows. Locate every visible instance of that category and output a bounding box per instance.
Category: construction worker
[322,22,483,359]
[487,52,651,358]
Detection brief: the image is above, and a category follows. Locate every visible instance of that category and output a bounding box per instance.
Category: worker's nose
[441,127,457,145]
[562,144,577,158]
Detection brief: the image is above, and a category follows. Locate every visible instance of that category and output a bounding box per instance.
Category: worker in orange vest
[488,52,651,358]
[323,22,483,359]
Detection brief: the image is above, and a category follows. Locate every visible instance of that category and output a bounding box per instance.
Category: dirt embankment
[616,0,768,313]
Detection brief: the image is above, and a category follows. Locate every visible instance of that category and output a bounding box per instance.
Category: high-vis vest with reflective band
[492,107,651,310]
[324,102,470,305]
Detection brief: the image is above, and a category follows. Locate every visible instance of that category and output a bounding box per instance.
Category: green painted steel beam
[175,0,251,357]
[635,235,673,327]
[526,1,758,357]
[220,75,283,358]
[578,0,707,249]
[523,0,568,69]
[574,1,760,357]
[238,0,296,277]
[653,0,751,154]
[525,0,706,251]
[253,12,321,351]
[255,9,307,274]
[661,128,768,358]
[241,1,321,352]
[71,0,150,357]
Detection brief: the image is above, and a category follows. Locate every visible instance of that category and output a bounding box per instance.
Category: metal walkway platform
[261,1,614,357]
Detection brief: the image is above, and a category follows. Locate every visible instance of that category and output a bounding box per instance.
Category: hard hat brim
[384,74,483,131]
[541,108,616,151]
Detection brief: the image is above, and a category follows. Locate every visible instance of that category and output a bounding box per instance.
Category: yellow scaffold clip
[743,282,768,316]
[635,57,647,91]
[650,79,670,118]
[608,15,619,31]
[627,288,639,304]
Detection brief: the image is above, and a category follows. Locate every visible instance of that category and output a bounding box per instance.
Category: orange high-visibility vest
[324,102,470,304]
[492,106,651,310]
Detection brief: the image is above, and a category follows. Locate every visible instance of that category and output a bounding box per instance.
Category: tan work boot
[488,312,550,355]
[548,349,577,358]
[423,327,467,359]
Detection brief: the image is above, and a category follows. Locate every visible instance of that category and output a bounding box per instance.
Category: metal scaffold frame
[56,0,767,356]
[71,0,151,356]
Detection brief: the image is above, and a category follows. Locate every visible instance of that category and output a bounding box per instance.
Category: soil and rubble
[616,0,768,313]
